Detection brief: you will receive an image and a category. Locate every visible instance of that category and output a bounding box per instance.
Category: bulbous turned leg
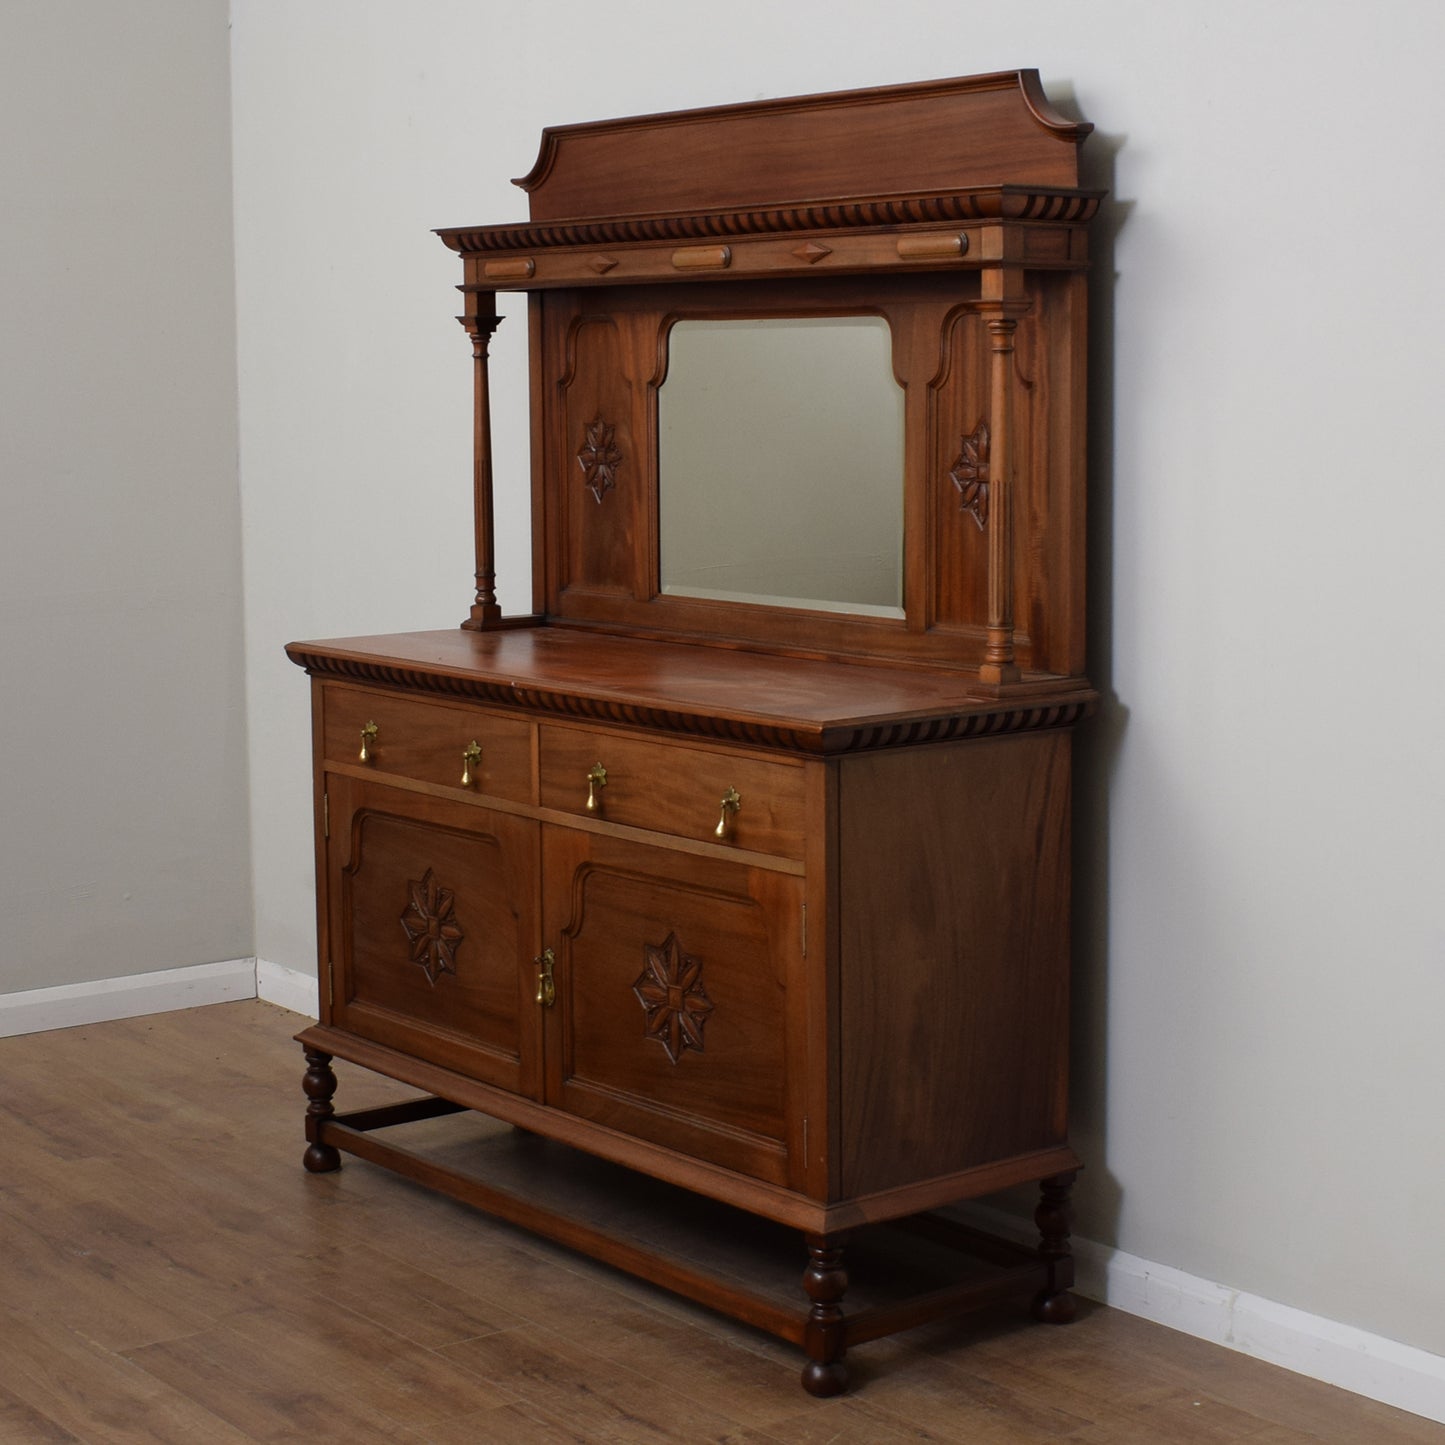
[1031,1170,1077,1324]
[801,1234,849,1397]
[301,1047,341,1173]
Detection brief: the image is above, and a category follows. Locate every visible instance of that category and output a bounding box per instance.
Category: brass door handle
[715,786,742,840]
[535,948,556,1007]
[359,721,379,764]
[461,740,483,788]
[586,763,608,813]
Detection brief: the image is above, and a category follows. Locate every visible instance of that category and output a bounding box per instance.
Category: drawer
[322,685,533,803]
[538,723,805,858]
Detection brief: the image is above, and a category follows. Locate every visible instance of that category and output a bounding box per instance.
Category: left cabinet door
[324,774,542,1098]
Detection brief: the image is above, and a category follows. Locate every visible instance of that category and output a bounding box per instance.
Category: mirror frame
[437,70,1099,682]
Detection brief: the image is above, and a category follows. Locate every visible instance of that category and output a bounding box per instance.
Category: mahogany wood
[288,70,1097,1394]
[458,289,504,629]
[320,679,533,801]
[312,1108,810,1347]
[503,71,1090,222]
[836,732,1073,1196]
[801,1237,849,1396]
[304,1098,1056,1368]
[536,719,807,858]
[287,628,1096,755]
[1032,1169,1081,1323]
[326,774,542,1098]
[300,1047,340,1173]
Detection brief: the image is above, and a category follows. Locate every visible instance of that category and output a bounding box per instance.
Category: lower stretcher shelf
[300,1046,1075,1395]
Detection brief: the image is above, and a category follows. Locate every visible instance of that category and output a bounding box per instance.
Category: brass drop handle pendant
[586,762,608,813]
[715,786,742,840]
[460,740,483,788]
[358,721,379,764]
[535,947,556,1008]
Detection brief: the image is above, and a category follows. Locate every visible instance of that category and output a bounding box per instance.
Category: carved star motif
[632,932,714,1065]
[949,420,991,531]
[399,869,463,986]
[577,418,623,503]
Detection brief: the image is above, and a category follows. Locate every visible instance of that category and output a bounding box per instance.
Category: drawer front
[537,723,805,858]
[323,685,533,803]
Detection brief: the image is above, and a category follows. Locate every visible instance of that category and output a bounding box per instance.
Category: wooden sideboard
[288,70,1099,1395]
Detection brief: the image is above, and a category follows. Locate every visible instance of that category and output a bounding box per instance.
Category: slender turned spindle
[980,313,1021,684]
[459,291,505,630]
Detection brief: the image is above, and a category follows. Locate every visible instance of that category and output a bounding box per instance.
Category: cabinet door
[541,827,803,1187]
[327,774,541,1098]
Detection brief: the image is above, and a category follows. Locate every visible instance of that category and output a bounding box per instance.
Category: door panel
[542,827,800,1186]
[328,775,541,1097]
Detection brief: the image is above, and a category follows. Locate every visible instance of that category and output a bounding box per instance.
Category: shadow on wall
[965,116,1132,1249]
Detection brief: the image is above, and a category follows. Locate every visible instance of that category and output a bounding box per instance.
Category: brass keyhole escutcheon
[461,740,483,788]
[535,947,556,1008]
[715,786,742,840]
[586,762,608,813]
[359,721,379,764]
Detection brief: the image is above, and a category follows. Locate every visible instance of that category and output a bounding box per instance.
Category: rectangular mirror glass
[659,316,905,618]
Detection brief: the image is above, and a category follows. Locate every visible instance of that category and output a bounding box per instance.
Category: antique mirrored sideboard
[287,70,1100,1395]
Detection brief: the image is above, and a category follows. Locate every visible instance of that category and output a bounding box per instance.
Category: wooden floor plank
[0,999,1439,1444]
[438,1322,762,1442]
[0,1305,256,1445]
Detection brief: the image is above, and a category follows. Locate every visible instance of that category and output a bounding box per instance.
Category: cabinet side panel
[838,732,1071,1198]
[311,679,330,1022]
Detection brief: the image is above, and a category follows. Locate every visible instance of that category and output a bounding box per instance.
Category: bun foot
[1031,1288,1076,1324]
[801,1359,848,1397]
[303,1141,341,1173]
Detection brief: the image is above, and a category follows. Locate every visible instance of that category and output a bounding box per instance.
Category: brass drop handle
[715,786,742,840]
[586,762,608,813]
[535,947,556,1008]
[358,721,379,764]
[461,740,483,788]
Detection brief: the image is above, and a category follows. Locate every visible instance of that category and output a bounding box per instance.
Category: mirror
[659,316,905,618]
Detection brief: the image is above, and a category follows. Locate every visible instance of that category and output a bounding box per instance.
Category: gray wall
[0,0,250,990]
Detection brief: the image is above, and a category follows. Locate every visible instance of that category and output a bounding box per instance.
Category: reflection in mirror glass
[659,317,905,618]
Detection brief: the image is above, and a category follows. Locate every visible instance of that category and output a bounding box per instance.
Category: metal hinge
[323,791,329,839]
[326,961,334,1009]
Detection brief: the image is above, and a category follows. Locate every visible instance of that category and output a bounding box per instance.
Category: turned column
[976,297,1031,686]
[458,289,505,630]
[301,1046,341,1173]
[801,1234,849,1396]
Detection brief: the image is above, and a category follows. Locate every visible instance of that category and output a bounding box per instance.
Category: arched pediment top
[510,70,1091,224]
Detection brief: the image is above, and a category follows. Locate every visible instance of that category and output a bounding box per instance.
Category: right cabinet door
[541,826,804,1188]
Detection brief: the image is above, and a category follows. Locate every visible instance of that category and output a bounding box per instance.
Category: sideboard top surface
[286,629,1094,754]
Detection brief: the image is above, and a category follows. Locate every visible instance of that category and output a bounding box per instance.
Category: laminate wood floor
[0,1000,1437,1444]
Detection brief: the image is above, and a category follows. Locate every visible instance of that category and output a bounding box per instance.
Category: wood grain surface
[0,1001,1435,1442]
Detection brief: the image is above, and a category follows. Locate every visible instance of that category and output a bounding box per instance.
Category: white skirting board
[254,957,319,1019]
[959,1202,1445,1426]
[0,957,257,1038]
